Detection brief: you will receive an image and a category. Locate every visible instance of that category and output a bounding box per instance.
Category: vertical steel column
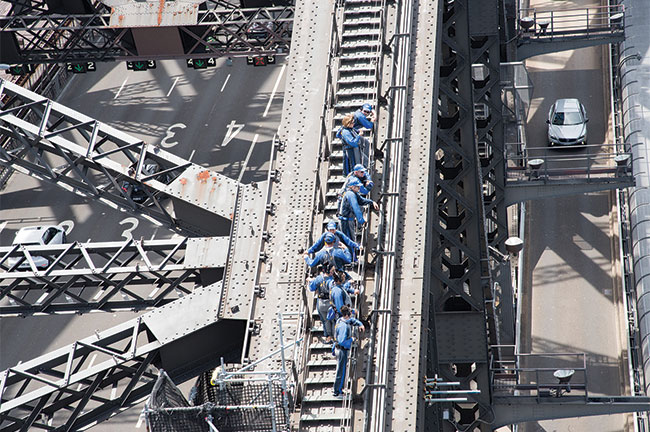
[470,1,511,346]
[426,0,500,429]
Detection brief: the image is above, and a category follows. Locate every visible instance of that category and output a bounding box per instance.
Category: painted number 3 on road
[161,123,186,148]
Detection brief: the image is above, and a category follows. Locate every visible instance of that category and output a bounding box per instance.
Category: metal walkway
[298,0,385,430]
[516,5,625,59]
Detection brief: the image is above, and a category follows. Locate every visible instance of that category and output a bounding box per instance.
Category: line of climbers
[303,103,378,399]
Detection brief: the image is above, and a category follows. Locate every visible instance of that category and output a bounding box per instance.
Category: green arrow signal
[74,64,84,72]
[134,62,145,70]
[12,66,22,74]
[195,60,204,67]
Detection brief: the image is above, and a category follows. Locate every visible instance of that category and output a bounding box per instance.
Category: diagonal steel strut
[0,237,229,316]
[0,78,239,236]
[0,2,295,63]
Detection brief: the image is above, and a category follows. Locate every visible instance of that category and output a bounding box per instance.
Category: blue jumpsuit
[304,246,352,271]
[338,190,373,242]
[337,127,365,176]
[309,274,334,337]
[353,109,375,131]
[338,171,374,196]
[333,316,363,395]
[307,230,359,254]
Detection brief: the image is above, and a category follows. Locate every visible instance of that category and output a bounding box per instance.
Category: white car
[7,225,66,269]
[547,98,588,146]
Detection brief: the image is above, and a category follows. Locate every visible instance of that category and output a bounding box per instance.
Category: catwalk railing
[506,143,632,182]
[517,4,624,40]
[490,349,588,399]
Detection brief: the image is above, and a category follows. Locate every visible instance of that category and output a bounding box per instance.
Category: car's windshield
[552,111,583,126]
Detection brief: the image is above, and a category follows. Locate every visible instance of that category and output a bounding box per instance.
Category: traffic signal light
[186,58,216,69]
[126,60,156,71]
[66,62,96,74]
[5,64,33,76]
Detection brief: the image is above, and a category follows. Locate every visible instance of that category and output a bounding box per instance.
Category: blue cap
[324,232,336,244]
[347,177,363,187]
[353,164,366,172]
[327,221,337,230]
[362,103,373,112]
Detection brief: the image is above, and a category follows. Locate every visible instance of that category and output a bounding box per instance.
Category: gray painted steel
[515,5,625,60]
[1,2,294,63]
[0,78,238,235]
[0,237,229,316]
[493,397,650,428]
[0,180,265,428]
[364,0,439,429]
[620,0,650,394]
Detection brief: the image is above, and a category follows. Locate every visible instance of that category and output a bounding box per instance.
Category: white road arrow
[221,120,245,147]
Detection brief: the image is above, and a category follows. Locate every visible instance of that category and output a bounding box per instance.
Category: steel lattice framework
[426,0,498,429]
[0,236,229,316]
[0,78,240,236]
[0,1,294,64]
[0,282,248,432]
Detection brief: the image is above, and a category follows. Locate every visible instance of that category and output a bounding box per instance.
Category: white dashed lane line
[166,77,180,97]
[263,64,286,118]
[238,133,259,183]
[220,73,231,92]
[114,77,128,99]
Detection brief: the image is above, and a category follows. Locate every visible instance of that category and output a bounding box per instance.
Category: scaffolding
[144,314,298,432]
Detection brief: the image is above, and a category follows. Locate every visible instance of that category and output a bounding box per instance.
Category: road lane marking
[221,120,245,147]
[238,133,259,183]
[114,77,128,99]
[189,149,196,161]
[166,77,179,97]
[263,64,286,118]
[119,217,139,240]
[136,412,145,428]
[0,221,6,236]
[220,73,231,92]
[161,123,186,148]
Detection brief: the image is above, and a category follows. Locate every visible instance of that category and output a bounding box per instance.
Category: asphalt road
[0,57,286,430]
[519,1,629,431]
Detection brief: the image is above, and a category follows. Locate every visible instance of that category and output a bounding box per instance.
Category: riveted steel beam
[0,282,247,432]
[0,237,229,316]
[426,0,496,430]
[0,78,239,236]
[0,1,294,64]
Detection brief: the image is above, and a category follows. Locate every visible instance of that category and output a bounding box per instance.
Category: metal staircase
[323,0,384,222]
[298,0,385,430]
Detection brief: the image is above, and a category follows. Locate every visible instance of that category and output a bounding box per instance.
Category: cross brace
[1,2,295,63]
[0,282,247,432]
[0,236,229,316]
[0,78,239,236]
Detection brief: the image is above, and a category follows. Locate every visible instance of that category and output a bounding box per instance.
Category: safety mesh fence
[146,370,290,432]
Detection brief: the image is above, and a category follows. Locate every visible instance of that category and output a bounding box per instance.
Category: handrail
[518,4,624,40]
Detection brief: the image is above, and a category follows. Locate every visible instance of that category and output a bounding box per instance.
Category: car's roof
[13,225,59,244]
[554,98,581,112]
